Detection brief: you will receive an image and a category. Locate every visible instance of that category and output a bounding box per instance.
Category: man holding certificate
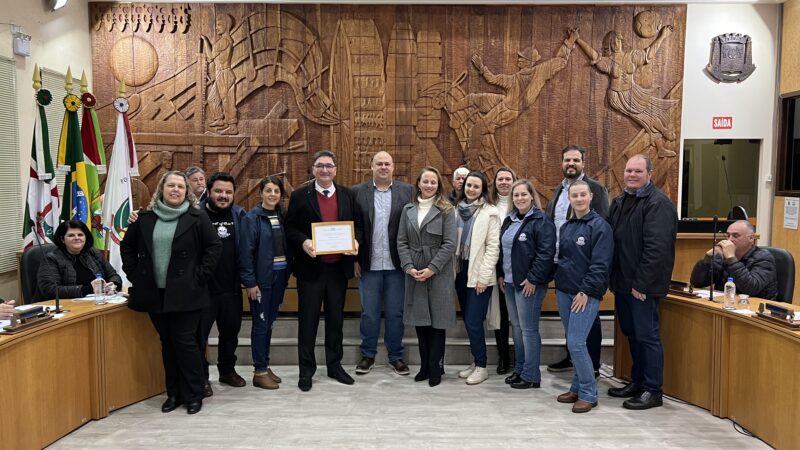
[285,150,362,392]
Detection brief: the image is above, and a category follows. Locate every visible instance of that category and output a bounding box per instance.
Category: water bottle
[723,277,736,310]
[93,273,107,305]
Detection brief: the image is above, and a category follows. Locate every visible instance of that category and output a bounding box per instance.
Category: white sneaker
[466,366,489,385]
[458,363,476,379]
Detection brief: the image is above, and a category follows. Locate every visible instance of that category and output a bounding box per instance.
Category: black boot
[415,326,430,382]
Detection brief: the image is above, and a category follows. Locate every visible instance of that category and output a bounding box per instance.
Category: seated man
[690,220,778,300]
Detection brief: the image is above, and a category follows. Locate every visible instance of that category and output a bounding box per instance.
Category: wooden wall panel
[771,196,800,304]
[89,3,685,207]
[780,0,800,96]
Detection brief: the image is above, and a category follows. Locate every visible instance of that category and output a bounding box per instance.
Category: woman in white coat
[454,171,501,385]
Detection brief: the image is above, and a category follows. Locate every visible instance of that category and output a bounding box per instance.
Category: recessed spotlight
[49,0,68,11]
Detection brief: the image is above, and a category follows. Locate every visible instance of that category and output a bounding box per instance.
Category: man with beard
[545,144,609,377]
[198,172,247,394]
[186,166,208,204]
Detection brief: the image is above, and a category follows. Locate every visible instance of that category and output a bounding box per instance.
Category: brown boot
[253,372,279,390]
[266,368,282,384]
[572,399,597,413]
[557,391,578,404]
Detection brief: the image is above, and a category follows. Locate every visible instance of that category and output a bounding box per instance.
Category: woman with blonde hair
[121,170,222,415]
[496,178,555,389]
[397,167,457,387]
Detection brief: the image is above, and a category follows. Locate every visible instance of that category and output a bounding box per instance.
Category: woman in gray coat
[397,166,457,387]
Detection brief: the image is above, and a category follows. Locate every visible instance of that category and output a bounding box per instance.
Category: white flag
[101,111,137,286]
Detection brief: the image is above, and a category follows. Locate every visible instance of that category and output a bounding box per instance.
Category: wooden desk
[614,294,800,449]
[0,301,163,450]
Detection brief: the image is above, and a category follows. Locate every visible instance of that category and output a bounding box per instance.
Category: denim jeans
[614,291,664,394]
[456,264,493,367]
[358,270,406,362]
[556,290,600,403]
[250,269,287,372]
[504,283,547,383]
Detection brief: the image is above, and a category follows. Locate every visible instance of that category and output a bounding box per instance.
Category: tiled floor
[50,365,768,449]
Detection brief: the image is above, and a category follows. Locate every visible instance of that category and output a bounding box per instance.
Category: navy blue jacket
[238,204,292,290]
[554,210,614,299]
[496,208,556,287]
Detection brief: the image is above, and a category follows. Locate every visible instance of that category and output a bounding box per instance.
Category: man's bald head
[371,151,394,185]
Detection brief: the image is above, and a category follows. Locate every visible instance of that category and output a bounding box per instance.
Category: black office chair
[727,205,748,220]
[762,247,795,303]
[19,243,56,304]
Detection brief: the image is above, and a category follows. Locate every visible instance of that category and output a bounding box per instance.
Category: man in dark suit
[285,150,362,392]
[352,151,413,376]
[545,144,609,377]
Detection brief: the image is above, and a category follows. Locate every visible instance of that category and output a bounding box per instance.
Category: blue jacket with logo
[554,210,614,299]
[238,204,292,290]
[496,208,556,287]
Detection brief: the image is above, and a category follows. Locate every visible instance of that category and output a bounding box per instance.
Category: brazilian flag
[58,93,90,225]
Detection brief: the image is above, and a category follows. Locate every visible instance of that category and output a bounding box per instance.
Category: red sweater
[318,190,341,263]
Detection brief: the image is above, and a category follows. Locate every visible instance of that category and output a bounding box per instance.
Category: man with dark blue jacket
[545,144,609,376]
[608,155,677,410]
[198,172,247,394]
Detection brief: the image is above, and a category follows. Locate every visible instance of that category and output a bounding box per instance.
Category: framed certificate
[311,221,356,255]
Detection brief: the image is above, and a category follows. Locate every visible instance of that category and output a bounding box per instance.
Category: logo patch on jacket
[576,236,586,246]
[518,233,527,242]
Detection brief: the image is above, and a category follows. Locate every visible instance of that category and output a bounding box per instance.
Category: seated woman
[37,220,122,300]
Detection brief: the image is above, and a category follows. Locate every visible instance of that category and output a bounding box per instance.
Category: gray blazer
[397,203,457,330]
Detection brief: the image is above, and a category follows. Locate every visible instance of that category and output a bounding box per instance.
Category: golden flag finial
[80,70,88,94]
[118,79,127,97]
[32,63,41,91]
[65,66,73,93]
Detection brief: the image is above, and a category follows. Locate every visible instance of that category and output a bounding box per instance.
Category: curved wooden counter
[0,300,163,450]
[614,294,800,449]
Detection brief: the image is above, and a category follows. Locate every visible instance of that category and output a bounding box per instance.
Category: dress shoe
[504,373,522,384]
[388,359,410,376]
[266,368,282,384]
[623,391,663,410]
[510,380,540,389]
[203,382,213,398]
[557,392,579,404]
[428,376,441,387]
[547,356,573,373]
[458,363,476,379]
[298,377,312,392]
[465,366,489,385]
[608,383,643,398]
[496,357,510,375]
[253,372,279,390]
[328,369,355,385]
[219,371,246,387]
[572,399,598,413]
[355,357,375,375]
[161,396,181,413]
[186,400,202,415]
[414,370,428,382]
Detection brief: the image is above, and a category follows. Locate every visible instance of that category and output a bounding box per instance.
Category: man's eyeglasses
[314,164,336,170]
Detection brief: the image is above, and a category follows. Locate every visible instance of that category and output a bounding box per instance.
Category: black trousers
[494,289,510,362]
[416,326,446,379]
[564,313,602,371]
[296,264,347,378]
[198,291,242,379]
[149,307,204,403]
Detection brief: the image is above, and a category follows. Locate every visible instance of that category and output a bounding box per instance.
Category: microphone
[709,215,718,303]
[720,155,735,213]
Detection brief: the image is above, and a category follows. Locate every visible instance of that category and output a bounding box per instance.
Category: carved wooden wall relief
[90,4,686,206]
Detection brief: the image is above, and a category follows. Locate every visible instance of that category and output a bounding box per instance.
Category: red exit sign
[712,116,733,129]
